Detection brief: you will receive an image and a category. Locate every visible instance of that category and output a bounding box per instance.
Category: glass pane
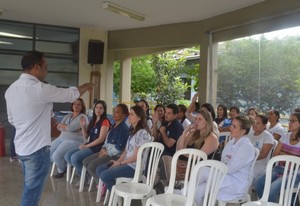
[0,70,22,85]
[0,37,32,51]
[0,21,33,39]
[47,57,78,73]
[35,25,79,42]
[36,41,76,55]
[0,54,23,70]
[46,73,78,87]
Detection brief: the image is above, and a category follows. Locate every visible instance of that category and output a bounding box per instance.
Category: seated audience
[248,114,274,185]
[50,98,88,178]
[267,109,285,140]
[64,100,110,184]
[196,116,255,205]
[185,92,200,122]
[177,104,191,130]
[200,103,219,135]
[82,104,129,181]
[95,105,152,191]
[256,112,300,203]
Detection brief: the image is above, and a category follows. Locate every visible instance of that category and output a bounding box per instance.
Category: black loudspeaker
[88,40,104,65]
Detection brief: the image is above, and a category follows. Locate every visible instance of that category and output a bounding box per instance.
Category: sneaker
[9,156,18,162]
[53,171,66,178]
[75,177,89,187]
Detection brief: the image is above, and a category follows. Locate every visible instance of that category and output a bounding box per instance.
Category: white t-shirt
[248,130,274,179]
[267,122,285,138]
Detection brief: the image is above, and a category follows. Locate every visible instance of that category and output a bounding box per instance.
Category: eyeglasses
[289,119,299,123]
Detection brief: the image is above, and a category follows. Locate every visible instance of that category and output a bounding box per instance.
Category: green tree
[151,54,189,105]
[217,35,300,113]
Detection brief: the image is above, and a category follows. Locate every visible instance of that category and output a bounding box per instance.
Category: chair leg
[70,167,76,184]
[79,167,86,192]
[96,179,103,202]
[123,196,132,206]
[104,190,110,205]
[218,200,226,206]
[50,163,56,177]
[66,163,71,182]
[88,176,94,192]
[108,186,117,206]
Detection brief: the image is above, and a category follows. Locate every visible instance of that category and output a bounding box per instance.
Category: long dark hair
[201,103,216,119]
[130,105,149,135]
[87,100,107,133]
[139,99,150,117]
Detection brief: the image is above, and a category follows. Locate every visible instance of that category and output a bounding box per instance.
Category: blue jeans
[50,137,83,173]
[18,146,50,206]
[64,147,94,175]
[96,164,135,191]
[256,165,300,203]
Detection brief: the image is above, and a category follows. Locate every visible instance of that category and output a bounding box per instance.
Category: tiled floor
[0,156,104,206]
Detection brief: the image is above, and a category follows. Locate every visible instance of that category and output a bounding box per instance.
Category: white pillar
[120,58,132,108]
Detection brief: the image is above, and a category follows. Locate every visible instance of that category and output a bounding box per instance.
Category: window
[0,20,79,87]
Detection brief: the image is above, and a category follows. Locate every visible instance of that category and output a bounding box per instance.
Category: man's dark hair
[21,51,44,70]
[230,106,240,114]
[166,103,179,114]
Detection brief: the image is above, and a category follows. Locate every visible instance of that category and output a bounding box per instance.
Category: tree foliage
[151,54,189,105]
[217,35,300,114]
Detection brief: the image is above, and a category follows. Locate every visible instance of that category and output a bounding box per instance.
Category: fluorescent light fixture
[0,32,33,39]
[0,41,13,45]
[0,9,4,16]
[102,1,145,21]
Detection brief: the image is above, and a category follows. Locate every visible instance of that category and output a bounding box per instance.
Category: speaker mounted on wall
[88,40,104,65]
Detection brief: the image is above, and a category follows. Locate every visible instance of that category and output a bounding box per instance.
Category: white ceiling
[0,0,264,31]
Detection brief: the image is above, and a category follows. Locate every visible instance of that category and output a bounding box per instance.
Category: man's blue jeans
[256,165,300,203]
[64,147,94,175]
[18,146,50,206]
[96,164,135,191]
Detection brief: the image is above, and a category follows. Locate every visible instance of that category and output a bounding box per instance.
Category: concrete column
[120,58,132,108]
[105,50,114,114]
[198,34,209,105]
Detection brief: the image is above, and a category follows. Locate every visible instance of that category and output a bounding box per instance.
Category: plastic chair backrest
[218,132,231,144]
[132,142,165,186]
[261,155,300,206]
[246,148,260,195]
[166,148,207,196]
[270,139,278,157]
[186,160,228,206]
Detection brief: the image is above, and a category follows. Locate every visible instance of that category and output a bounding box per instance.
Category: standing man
[5,51,93,206]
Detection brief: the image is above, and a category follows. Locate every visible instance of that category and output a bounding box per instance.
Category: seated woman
[177,104,191,130]
[215,104,228,126]
[248,114,274,185]
[95,105,152,191]
[267,109,285,141]
[64,100,110,183]
[82,103,130,181]
[138,99,153,129]
[218,106,240,132]
[177,108,219,157]
[50,98,88,178]
[195,115,255,205]
[256,112,300,203]
[247,107,258,117]
[151,104,165,139]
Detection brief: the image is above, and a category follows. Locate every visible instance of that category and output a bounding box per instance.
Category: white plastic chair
[145,149,210,206]
[50,162,72,182]
[218,147,260,206]
[107,142,165,206]
[242,155,300,206]
[218,132,231,144]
